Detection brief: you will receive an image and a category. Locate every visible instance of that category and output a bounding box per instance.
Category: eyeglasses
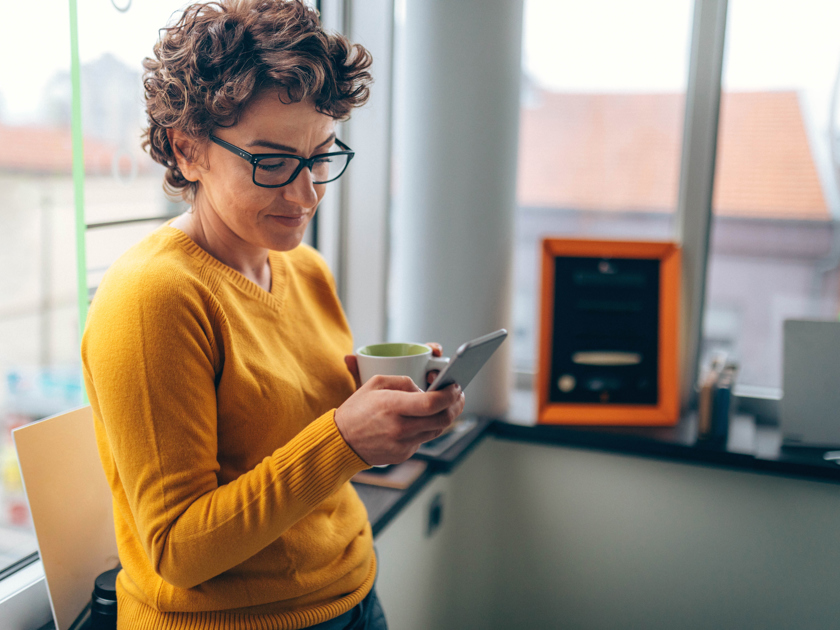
[209,134,355,188]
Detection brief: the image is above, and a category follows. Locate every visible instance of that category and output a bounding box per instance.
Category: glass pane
[514,0,693,373]
[0,0,199,578]
[0,1,79,571]
[77,0,191,292]
[703,0,840,389]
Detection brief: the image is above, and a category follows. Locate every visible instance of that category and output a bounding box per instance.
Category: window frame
[0,557,51,629]
[675,0,728,411]
[315,0,395,348]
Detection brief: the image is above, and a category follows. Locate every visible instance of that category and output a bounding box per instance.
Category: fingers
[396,386,465,441]
[400,408,459,440]
[415,427,448,444]
[424,342,443,384]
[400,383,462,417]
[344,355,362,389]
[365,374,424,393]
[334,375,464,467]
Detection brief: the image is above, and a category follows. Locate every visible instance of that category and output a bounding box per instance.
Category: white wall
[374,475,454,630]
[376,437,840,629]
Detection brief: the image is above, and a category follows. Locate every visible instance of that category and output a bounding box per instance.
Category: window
[702,0,840,389]
[0,0,192,583]
[0,1,80,574]
[513,0,694,374]
[1,0,795,602]
[77,1,191,293]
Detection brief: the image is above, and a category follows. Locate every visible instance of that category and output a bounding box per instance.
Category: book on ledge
[353,458,428,490]
[697,351,738,444]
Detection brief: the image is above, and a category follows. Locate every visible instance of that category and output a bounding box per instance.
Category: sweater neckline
[162,224,288,310]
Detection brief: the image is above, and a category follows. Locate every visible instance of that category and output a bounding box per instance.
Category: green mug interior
[358,343,429,357]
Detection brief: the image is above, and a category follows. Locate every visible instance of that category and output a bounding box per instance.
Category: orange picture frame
[537,238,681,426]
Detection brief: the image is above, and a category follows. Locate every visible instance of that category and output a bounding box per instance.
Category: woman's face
[188,90,336,253]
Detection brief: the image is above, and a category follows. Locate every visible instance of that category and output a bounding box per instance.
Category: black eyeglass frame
[209,134,355,188]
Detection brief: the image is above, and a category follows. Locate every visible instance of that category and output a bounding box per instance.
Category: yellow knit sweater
[81,225,375,630]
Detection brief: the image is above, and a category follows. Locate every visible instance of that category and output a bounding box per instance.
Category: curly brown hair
[142,0,373,200]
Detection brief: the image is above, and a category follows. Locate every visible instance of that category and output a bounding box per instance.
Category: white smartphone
[426,329,508,392]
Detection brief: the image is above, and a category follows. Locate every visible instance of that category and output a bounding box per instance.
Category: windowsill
[0,558,51,630]
[495,387,840,485]
[0,557,42,602]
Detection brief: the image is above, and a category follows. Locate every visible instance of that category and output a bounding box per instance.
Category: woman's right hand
[333,375,465,466]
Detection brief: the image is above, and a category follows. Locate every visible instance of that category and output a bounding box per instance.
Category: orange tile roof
[517,91,829,220]
[0,124,148,177]
[713,91,827,219]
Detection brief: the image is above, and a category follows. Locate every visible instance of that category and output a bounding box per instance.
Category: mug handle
[425,356,450,389]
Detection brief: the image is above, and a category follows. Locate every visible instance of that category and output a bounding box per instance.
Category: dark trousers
[306,587,388,630]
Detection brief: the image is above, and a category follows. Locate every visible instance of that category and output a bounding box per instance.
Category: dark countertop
[491,415,840,484]
[356,395,840,537]
[352,417,492,536]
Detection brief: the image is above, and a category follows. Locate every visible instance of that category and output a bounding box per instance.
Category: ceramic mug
[355,343,450,390]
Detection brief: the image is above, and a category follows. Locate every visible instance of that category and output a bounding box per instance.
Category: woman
[81,1,465,628]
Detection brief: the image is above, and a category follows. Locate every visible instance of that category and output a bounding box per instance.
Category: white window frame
[316,0,394,348]
[0,557,51,630]
[676,0,728,411]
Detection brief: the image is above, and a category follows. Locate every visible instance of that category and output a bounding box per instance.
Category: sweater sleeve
[82,268,369,590]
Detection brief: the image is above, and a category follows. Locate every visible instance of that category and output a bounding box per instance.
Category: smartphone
[426,329,508,392]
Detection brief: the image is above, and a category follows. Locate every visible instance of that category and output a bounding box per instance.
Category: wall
[374,440,503,630]
[376,437,840,629]
[374,475,454,630]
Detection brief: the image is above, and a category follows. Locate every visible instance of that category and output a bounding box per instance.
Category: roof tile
[517,91,828,220]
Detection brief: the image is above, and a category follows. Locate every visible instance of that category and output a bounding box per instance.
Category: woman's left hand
[343,342,444,390]
[423,342,444,386]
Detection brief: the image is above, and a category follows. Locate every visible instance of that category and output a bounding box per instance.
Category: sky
[2,0,840,130]
[0,0,191,124]
[521,0,840,133]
